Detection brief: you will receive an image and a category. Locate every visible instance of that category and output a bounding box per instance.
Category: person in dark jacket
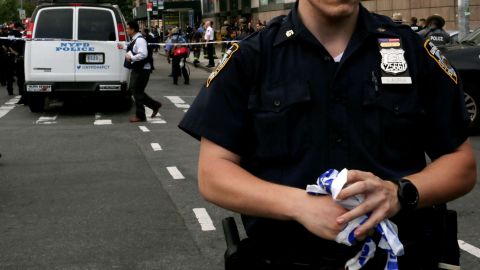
[418,14,450,46]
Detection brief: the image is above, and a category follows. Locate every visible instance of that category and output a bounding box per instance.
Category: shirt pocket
[362,80,426,158]
[248,81,313,161]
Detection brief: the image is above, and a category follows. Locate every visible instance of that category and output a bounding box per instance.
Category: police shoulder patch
[206,43,240,88]
[424,39,458,84]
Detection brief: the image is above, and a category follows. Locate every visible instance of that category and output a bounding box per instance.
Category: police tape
[0,36,241,47]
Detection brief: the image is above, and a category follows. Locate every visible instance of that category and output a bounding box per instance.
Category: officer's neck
[298,1,359,58]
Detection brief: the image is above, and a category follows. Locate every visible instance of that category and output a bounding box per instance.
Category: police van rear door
[27,7,76,82]
[74,7,125,84]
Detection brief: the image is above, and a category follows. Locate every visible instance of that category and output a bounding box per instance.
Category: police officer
[179,0,475,269]
[124,21,162,123]
[7,22,26,103]
[0,24,8,87]
[418,14,450,46]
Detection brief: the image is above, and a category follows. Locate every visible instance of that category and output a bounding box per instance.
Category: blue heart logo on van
[77,65,81,69]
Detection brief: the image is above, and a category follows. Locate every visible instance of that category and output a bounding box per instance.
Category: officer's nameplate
[380,48,408,75]
[381,77,412,84]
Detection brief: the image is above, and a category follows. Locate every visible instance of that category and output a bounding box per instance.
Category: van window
[78,9,116,41]
[35,9,73,39]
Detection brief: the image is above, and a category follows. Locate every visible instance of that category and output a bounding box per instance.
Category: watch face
[400,180,419,208]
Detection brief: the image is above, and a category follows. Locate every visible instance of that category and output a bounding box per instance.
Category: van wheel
[29,96,45,112]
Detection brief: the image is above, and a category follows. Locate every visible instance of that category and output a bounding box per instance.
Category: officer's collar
[273,3,400,47]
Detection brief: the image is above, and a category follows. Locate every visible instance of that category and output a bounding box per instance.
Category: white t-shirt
[205,26,214,41]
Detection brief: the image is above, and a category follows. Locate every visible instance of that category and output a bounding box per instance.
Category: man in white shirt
[204,21,215,67]
[125,21,162,122]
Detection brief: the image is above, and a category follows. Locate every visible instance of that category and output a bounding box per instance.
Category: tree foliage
[0,0,19,23]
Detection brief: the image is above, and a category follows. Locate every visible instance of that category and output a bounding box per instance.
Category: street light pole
[458,0,470,40]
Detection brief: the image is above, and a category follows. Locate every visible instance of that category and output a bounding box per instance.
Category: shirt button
[394,105,400,114]
[324,56,331,61]
[273,100,281,107]
[336,137,343,143]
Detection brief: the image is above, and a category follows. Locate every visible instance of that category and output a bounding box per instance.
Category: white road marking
[0,96,21,119]
[166,166,185,180]
[165,96,186,104]
[145,107,167,124]
[459,240,480,258]
[139,126,150,132]
[5,96,21,105]
[94,119,112,125]
[165,96,190,112]
[193,208,216,231]
[36,115,57,125]
[150,143,162,151]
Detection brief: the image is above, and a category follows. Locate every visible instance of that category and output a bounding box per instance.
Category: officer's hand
[335,170,401,240]
[125,54,132,62]
[294,194,347,241]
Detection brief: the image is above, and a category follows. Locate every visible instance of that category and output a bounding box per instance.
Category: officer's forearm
[406,139,476,208]
[198,138,302,221]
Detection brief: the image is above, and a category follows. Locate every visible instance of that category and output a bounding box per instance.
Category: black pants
[5,56,24,95]
[207,43,215,66]
[172,57,189,84]
[0,52,6,86]
[129,69,160,120]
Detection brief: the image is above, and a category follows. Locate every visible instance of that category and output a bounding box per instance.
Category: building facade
[361,0,480,30]
[202,0,480,31]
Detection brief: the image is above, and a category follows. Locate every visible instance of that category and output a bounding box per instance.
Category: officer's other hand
[335,170,401,240]
[294,194,347,241]
[125,53,132,62]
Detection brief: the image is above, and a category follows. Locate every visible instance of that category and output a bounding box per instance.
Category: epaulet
[266,15,287,29]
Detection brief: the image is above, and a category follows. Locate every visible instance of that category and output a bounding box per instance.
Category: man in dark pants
[204,21,215,68]
[7,22,26,103]
[166,27,189,85]
[179,0,476,269]
[0,25,8,86]
[125,21,161,123]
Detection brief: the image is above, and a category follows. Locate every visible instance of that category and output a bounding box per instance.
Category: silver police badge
[380,48,408,75]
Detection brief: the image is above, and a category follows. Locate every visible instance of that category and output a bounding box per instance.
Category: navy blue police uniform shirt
[179,3,469,261]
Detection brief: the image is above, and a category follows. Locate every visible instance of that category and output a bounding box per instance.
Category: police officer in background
[7,22,26,103]
[125,21,162,123]
[179,0,475,269]
[0,24,8,87]
[418,14,450,46]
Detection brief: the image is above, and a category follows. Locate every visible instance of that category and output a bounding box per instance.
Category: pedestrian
[204,21,215,68]
[410,17,420,32]
[418,18,427,31]
[418,14,450,46]
[165,27,189,85]
[392,12,404,24]
[192,23,203,67]
[0,24,8,87]
[179,1,475,269]
[5,22,25,98]
[142,28,155,71]
[124,21,161,123]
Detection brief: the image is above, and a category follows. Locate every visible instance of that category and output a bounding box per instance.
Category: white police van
[24,0,130,112]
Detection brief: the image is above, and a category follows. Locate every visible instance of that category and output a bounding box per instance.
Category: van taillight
[117,23,126,41]
[26,21,34,38]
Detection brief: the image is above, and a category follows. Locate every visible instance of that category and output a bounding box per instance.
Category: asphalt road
[0,54,479,269]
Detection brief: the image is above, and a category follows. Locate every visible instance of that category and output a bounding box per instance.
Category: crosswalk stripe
[36,115,57,125]
[193,208,216,231]
[151,143,162,151]
[139,126,150,132]
[459,240,480,258]
[166,166,185,179]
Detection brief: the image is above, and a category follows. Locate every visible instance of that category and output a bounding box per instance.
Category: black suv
[441,28,480,129]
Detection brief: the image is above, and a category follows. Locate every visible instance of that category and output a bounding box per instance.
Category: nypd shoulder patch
[206,43,240,88]
[424,39,458,84]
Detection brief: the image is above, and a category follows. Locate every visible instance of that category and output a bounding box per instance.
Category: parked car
[441,27,480,129]
[24,0,131,112]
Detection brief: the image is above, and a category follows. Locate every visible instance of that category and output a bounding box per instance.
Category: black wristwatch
[388,178,419,211]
